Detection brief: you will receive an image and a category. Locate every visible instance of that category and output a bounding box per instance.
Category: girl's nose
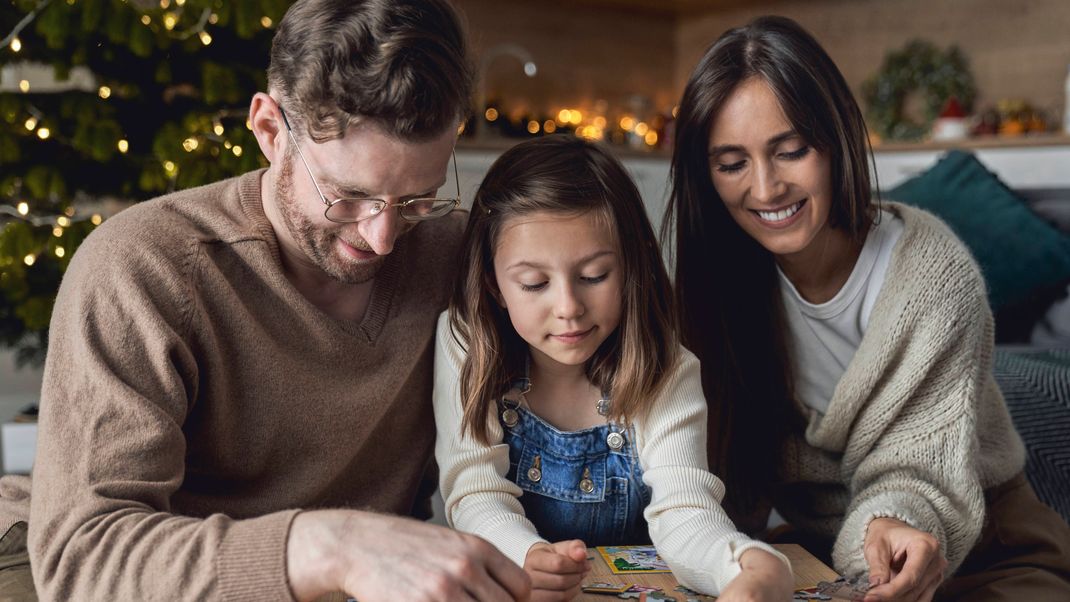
[554,284,585,320]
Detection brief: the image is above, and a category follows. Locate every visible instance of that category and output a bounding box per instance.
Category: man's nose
[358,205,403,255]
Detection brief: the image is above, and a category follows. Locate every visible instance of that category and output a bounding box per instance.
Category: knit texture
[433,314,790,596]
[773,203,1026,578]
[0,170,465,600]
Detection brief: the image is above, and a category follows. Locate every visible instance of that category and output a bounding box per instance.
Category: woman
[666,15,1070,602]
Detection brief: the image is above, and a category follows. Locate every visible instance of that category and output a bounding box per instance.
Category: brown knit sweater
[0,170,465,600]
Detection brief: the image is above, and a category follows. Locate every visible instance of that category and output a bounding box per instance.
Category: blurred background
[2,0,1070,474]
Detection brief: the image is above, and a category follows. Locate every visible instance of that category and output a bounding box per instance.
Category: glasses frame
[278,106,461,224]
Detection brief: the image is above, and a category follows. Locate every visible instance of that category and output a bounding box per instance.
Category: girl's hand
[717,548,794,602]
[522,539,590,601]
[862,518,947,602]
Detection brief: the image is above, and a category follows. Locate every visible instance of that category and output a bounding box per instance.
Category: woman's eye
[519,282,547,292]
[715,161,746,174]
[779,146,811,161]
[581,273,608,284]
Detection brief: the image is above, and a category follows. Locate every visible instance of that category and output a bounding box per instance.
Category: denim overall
[498,378,652,546]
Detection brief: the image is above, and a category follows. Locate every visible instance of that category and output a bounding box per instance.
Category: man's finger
[863,538,893,588]
[484,548,532,601]
[870,540,936,600]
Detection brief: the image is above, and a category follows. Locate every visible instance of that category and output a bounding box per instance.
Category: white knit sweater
[775,203,1026,578]
[433,313,790,595]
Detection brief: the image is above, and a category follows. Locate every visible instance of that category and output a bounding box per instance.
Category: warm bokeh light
[163,13,178,31]
[18,80,29,93]
[543,120,557,133]
[183,137,199,152]
[213,123,225,136]
[593,116,607,129]
[16,202,28,216]
[645,131,658,146]
[117,139,129,153]
[164,160,177,175]
[55,247,65,258]
[53,227,63,237]
[23,117,36,131]
[634,122,649,136]
[98,86,112,99]
[558,109,571,124]
[485,108,499,122]
[620,116,636,131]
[232,145,243,157]
[56,216,71,227]
[10,38,21,53]
[23,255,35,267]
[199,31,212,46]
[140,15,151,25]
[261,16,273,28]
[569,110,583,124]
[36,127,50,139]
[527,120,540,134]
[91,214,103,226]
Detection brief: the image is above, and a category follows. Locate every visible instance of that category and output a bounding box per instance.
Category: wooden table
[316,543,836,601]
[575,543,837,601]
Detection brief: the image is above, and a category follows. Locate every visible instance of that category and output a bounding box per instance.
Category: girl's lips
[551,326,595,344]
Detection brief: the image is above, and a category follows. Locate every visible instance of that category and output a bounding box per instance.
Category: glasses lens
[401,199,457,220]
[325,199,383,223]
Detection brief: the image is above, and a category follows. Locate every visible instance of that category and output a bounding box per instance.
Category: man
[0,1,529,600]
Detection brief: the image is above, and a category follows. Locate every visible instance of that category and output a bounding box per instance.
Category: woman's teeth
[757,201,803,222]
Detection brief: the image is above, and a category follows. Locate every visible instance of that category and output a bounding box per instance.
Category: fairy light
[98,86,112,99]
[485,108,499,122]
[182,137,199,152]
[52,227,63,237]
[261,16,273,28]
[163,160,177,175]
[23,117,37,131]
[54,247,65,258]
[141,15,151,25]
[620,116,636,131]
[176,0,186,5]
[16,202,28,216]
[634,122,649,136]
[213,123,224,136]
[9,38,21,53]
[245,119,252,130]
[644,131,658,146]
[593,116,607,129]
[56,216,70,227]
[163,13,178,31]
[557,109,571,124]
[199,31,212,46]
[37,127,50,139]
[223,140,232,149]
[527,120,539,134]
[231,145,243,157]
[91,214,102,226]
[117,139,129,153]
[23,254,35,266]
[543,120,557,133]
[569,110,583,124]
[208,13,219,24]
[18,80,29,93]
[160,0,170,7]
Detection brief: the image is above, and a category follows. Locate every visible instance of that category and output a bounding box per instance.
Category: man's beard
[274,154,385,285]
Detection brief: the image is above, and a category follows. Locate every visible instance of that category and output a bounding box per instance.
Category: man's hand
[716,548,793,602]
[286,510,531,601]
[522,539,590,601]
[862,517,948,602]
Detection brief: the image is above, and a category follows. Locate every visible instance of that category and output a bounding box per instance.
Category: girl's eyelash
[520,282,547,292]
[519,273,607,292]
[582,274,608,284]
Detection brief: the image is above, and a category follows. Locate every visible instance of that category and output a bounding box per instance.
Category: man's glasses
[279,107,460,224]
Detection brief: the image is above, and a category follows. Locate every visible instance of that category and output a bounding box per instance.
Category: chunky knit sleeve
[432,313,546,567]
[830,210,1009,578]
[640,350,790,595]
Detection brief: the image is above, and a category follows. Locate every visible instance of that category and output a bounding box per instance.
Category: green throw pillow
[886,150,1070,309]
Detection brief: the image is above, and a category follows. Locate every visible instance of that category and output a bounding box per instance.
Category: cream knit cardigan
[775,203,1026,578]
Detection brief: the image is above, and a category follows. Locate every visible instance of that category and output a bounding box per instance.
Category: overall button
[579,466,595,493]
[527,455,542,482]
[502,407,519,428]
[606,431,625,450]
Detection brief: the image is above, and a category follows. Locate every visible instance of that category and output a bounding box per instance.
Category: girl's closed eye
[519,280,548,293]
[581,272,609,284]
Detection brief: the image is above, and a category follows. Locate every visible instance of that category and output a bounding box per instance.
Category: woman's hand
[522,539,590,601]
[716,548,794,601]
[862,517,948,602]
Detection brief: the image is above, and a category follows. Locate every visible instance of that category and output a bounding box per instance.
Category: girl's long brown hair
[663,16,877,532]
[452,135,678,446]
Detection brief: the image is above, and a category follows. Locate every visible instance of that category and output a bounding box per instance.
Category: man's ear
[249,92,286,164]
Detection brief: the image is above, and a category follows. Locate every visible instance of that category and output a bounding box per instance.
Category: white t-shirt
[779,210,905,414]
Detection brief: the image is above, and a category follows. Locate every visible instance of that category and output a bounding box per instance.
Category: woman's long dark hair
[663,15,876,532]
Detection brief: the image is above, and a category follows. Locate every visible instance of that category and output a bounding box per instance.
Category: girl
[666,15,1070,602]
[433,135,793,601]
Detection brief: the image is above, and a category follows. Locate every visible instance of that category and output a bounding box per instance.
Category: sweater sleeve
[831,259,991,578]
[27,224,299,601]
[432,313,546,567]
[641,350,790,595]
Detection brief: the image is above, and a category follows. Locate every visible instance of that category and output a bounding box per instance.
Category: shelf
[873,133,1070,153]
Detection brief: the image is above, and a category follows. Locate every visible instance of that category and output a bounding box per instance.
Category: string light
[141,15,151,26]
[23,117,36,131]
[91,214,102,226]
[213,123,224,136]
[620,116,636,131]
[644,131,658,146]
[199,31,212,46]
[23,255,35,267]
[16,202,28,216]
[9,37,20,53]
[485,108,498,122]
[208,13,219,24]
[18,80,29,93]
[163,160,177,175]
[543,120,557,133]
[557,109,570,124]
[54,247,65,258]
[163,13,178,31]
[182,137,199,152]
[160,0,171,8]
[52,227,63,237]
[117,139,129,153]
[175,0,186,5]
[56,216,70,227]
[634,122,650,136]
[526,120,539,134]
[98,86,112,99]
[260,16,273,28]
[231,145,242,157]
[36,127,50,139]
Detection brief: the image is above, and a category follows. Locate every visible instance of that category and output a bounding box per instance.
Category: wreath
[863,40,977,142]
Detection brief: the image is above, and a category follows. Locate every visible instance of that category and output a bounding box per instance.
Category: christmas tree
[1,0,290,367]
